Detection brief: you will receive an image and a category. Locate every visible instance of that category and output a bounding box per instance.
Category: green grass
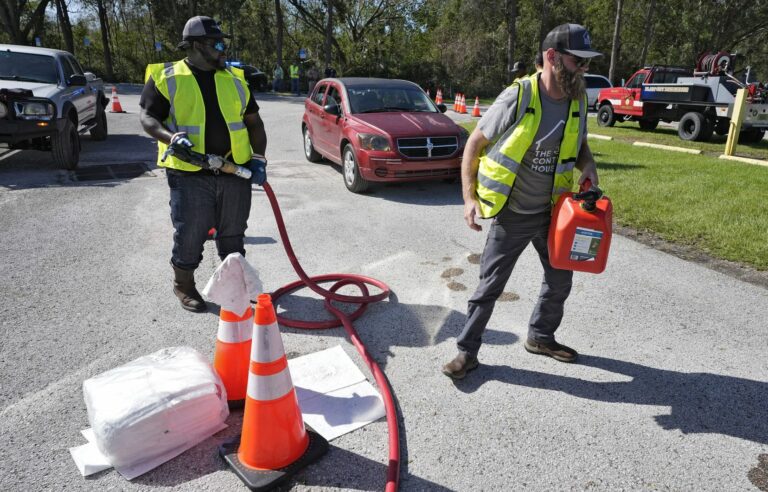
[457,120,768,270]
[587,119,768,160]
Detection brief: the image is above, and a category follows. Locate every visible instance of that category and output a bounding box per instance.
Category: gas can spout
[573,179,603,212]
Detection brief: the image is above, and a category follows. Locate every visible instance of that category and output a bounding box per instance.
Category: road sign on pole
[83,37,91,47]
[34,37,41,47]
[299,48,307,60]
[154,41,162,52]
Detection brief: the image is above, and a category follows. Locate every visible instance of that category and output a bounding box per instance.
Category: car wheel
[303,126,322,162]
[52,117,80,170]
[342,144,369,193]
[678,112,712,142]
[89,98,108,141]
[596,104,616,127]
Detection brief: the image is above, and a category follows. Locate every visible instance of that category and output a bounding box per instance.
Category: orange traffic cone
[435,89,443,104]
[472,96,481,117]
[109,86,125,113]
[452,93,458,112]
[459,94,467,114]
[220,294,327,490]
[213,304,253,409]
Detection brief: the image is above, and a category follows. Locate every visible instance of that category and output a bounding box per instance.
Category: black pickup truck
[0,44,109,169]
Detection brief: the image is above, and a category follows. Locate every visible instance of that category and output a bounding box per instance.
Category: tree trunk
[505,0,517,84]
[639,0,656,68]
[608,0,623,85]
[0,0,51,44]
[275,0,283,68]
[55,0,75,54]
[95,0,115,80]
[324,0,333,69]
[538,0,552,48]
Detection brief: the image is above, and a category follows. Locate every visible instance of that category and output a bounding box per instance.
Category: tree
[608,0,623,85]
[505,0,517,83]
[0,0,52,45]
[93,0,115,80]
[638,0,655,68]
[54,0,75,54]
[275,0,283,68]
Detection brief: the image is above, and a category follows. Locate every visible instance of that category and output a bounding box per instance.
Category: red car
[302,77,467,192]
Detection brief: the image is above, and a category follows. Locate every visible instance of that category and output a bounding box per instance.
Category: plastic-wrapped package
[83,346,229,471]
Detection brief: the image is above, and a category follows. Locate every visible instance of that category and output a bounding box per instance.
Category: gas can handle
[574,179,603,211]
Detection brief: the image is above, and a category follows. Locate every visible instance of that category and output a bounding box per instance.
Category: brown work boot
[172,265,206,312]
[524,339,578,363]
[442,352,479,379]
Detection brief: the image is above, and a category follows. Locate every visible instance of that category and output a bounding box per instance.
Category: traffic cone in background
[435,89,443,104]
[109,86,125,113]
[220,294,328,490]
[453,93,458,112]
[459,94,467,114]
[472,96,481,117]
[213,305,254,409]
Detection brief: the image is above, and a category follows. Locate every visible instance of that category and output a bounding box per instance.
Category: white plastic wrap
[83,346,229,472]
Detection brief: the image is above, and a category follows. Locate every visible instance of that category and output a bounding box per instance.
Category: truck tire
[89,99,108,141]
[597,104,616,127]
[638,119,659,131]
[739,128,766,144]
[678,112,712,142]
[52,118,80,170]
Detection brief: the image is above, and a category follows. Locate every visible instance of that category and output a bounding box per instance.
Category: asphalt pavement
[0,91,766,491]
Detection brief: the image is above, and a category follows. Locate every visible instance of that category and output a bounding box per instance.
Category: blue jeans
[272,78,282,92]
[457,208,573,356]
[167,170,252,270]
[291,78,299,95]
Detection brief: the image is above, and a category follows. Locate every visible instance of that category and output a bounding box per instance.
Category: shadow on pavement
[452,353,768,445]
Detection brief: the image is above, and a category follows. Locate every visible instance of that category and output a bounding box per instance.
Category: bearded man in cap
[140,16,268,312]
[443,24,601,379]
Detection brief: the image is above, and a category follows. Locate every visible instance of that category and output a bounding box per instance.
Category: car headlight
[358,133,391,151]
[0,101,7,119]
[14,101,55,120]
[458,127,470,146]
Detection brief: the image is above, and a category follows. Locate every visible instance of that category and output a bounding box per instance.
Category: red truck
[595,52,768,143]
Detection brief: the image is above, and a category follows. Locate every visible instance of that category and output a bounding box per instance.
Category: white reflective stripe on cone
[217,319,253,344]
[246,365,293,401]
[251,321,285,363]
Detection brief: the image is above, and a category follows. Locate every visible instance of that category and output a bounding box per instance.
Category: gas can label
[570,227,603,261]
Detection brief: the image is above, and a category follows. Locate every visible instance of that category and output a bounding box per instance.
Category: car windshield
[0,51,58,84]
[348,86,437,114]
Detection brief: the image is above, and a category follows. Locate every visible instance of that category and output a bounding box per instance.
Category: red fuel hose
[262,182,400,492]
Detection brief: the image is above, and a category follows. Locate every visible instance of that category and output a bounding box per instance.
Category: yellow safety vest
[290,64,299,79]
[145,60,252,171]
[475,73,586,218]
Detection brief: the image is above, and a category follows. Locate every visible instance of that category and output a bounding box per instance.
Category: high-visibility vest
[475,73,586,218]
[290,64,299,79]
[145,60,252,170]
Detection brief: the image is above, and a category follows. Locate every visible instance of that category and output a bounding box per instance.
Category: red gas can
[547,181,612,274]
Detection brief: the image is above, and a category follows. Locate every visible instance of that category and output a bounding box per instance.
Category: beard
[554,57,586,100]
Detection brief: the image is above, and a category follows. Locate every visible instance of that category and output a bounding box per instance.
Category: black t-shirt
[139,60,259,157]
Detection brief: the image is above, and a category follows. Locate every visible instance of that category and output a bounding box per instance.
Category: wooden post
[724,88,748,156]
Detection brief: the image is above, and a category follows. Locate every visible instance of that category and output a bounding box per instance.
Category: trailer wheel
[739,129,766,144]
[678,112,712,142]
[638,119,659,131]
[597,104,616,127]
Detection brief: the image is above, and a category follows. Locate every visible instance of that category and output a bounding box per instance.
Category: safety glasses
[200,39,227,52]
[557,50,590,68]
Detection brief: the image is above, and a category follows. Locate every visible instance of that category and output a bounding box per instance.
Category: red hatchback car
[302,77,467,192]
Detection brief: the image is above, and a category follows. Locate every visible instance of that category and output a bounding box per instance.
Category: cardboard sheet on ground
[288,345,386,441]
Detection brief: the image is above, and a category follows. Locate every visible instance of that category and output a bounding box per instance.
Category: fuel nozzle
[573,179,603,212]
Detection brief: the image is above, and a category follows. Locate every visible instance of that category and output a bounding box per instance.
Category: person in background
[307,64,319,95]
[290,61,300,96]
[442,24,601,379]
[139,16,268,312]
[512,60,527,80]
[324,66,337,78]
[272,64,283,92]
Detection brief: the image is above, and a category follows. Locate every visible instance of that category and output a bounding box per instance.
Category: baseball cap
[512,61,526,72]
[177,16,231,49]
[541,23,602,58]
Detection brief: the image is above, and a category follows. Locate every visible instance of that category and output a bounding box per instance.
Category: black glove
[247,157,267,186]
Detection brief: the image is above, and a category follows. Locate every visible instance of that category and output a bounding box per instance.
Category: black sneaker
[524,339,578,363]
[442,352,479,379]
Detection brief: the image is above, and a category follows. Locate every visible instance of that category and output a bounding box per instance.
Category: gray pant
[457,208,573,356]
